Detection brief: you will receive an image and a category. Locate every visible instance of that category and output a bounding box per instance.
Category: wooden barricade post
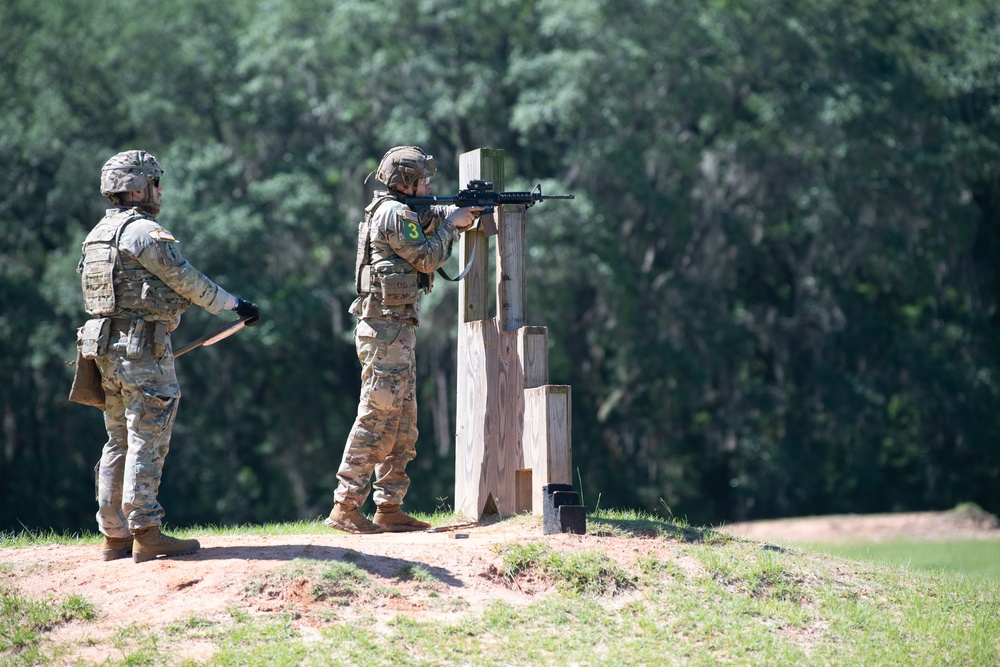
[454,149,573,520]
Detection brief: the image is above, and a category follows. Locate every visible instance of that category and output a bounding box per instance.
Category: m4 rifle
[404,179,574,236]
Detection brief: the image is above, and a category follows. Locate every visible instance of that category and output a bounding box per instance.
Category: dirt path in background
[1,508,997,663]
[718,506,1000,543]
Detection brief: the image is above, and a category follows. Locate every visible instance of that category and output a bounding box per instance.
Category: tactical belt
[106,316,170,360]
[358,269,433,295]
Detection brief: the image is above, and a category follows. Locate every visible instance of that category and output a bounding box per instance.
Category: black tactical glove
[234,298,261,326]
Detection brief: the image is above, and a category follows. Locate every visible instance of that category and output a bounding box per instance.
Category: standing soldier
[325,146,480,533]
[77,149,260,562]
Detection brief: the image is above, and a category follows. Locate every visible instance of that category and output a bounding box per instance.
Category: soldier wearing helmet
[99,149,164,215]
[324,146,481,534]
[77,149,262,562]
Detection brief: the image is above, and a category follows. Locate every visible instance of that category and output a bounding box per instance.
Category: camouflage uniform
[80,204,238,538]
[77,151,250,536]
[334,193,460,509]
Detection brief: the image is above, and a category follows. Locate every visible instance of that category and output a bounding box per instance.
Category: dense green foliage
[1,0,998,531]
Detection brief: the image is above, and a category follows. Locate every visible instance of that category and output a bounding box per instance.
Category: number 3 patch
[401,209,425,242]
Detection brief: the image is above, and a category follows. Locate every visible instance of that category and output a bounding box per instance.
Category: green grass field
[804,539,1000,580]
[2,512,998,666]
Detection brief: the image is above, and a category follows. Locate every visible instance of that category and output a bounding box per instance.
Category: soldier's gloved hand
[234,298,261,326]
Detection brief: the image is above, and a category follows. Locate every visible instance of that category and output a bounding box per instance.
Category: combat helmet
[100,150,163,198]
[371,146,436,191]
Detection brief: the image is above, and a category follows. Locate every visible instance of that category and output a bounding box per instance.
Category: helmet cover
[100,150,163,196]
[374,145,436,190]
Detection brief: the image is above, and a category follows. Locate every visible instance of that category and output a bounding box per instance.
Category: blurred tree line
[1,0,997,532]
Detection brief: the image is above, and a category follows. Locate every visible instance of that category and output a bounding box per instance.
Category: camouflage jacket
[351,192,459,325]
[79,207,237,332]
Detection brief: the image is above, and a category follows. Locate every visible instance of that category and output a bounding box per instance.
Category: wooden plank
[455,319,490,519]
[518,326,548,389]
[458,319,539,519]
[522,388,545,515]
[498,203,527,331]
[492,325,525,516]
[458,149,501,324]
[546,385,572,485]
[459,227,489,324]
[523,385,573,515]
[456,149,501,519]
[515,469,533,514]
[454,149,575,521]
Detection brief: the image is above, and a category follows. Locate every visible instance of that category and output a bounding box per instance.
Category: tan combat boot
[132,526,200,563]
[101,536,133,561]
[324,503,384,534]
[373,504,430,532]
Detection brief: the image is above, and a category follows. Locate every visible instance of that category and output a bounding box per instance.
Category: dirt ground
[2,508,997,662]
[718,505,1000,543]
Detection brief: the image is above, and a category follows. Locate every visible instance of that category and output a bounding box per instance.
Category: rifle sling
[435,231,477,282]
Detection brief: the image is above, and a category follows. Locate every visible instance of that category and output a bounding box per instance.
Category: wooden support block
[498,203,526,331]
[458,148,503,325]
[457,322,564,519]
[453,148,575,526]
[455,319,493,519]
[515,469,533,514]
[519,326,548,389]
[523,385,572,515]
[456,319,532,519]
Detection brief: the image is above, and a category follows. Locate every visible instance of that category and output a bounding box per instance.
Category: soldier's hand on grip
[446,206,483,230]
[235,298,261,326]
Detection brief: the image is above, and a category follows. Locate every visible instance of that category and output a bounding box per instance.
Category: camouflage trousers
[334,317,418,509]
[94,335,180,538]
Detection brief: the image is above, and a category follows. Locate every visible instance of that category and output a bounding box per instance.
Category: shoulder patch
[148,228,177,242]
[398,208,426,242]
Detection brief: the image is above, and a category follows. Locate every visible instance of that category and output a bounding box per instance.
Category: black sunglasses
[151,178,161,187]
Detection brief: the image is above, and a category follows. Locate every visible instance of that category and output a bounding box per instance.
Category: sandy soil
[2,508,997,662]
